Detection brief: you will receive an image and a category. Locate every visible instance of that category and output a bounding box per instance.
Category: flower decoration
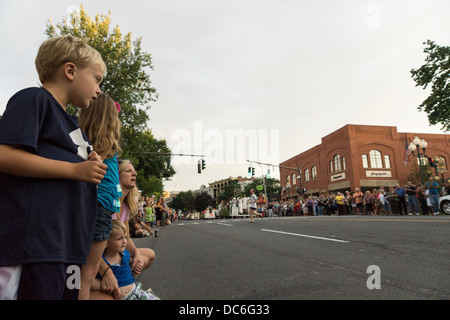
[115,101,121,113]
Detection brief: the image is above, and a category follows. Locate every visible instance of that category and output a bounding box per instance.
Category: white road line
[217,223,233,227]
[261,229,349,243]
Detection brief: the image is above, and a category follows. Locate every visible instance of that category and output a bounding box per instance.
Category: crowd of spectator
[258,179,449,217]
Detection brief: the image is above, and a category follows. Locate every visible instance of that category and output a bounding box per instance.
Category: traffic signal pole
[247,159,305,199]
[137,152,206,173]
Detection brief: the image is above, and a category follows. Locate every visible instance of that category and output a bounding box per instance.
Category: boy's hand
[0,144,106,183]
[75,160,107,184]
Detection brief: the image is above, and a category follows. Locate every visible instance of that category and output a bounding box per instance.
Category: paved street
[133,215,450,300]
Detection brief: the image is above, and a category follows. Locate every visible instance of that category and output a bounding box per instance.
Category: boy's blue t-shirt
[97,153,122,213]
[0,87,98,265]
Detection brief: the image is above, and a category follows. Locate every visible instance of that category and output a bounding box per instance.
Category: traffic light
[252,167,255,176]
[428,157,437,167]
[198,160,201,174]
[267,168,271,178]
[202,159,206,170]
[248,167,252,178]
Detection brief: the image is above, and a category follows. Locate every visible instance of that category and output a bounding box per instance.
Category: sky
[1,0,449,192]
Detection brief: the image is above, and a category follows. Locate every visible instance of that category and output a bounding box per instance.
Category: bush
[220,208,229,218]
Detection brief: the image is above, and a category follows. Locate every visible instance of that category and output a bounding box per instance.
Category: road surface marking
[217,223,233,227]
[261,228,349,243]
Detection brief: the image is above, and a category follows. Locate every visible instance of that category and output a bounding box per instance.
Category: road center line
[261,228,349,243]
[217,223,233,227]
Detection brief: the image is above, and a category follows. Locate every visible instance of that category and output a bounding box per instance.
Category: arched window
[369,150,383,168]
[311,166,317,179]
[333,154,341,172]
[304,168,310,182]
[292,173,296,185]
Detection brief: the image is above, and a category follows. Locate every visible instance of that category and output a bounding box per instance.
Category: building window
[304,168,310,182]
[333,154,342,172]
[286,175,290,186]
[369,150,383,168]
[292,173,296,185]
[362,155,368,168]
[311,166,317,179]
[417,157,428,166]
[384,155,391,169]
[342,157,346,171]
[436,155,447,171]
[330,161,334,173]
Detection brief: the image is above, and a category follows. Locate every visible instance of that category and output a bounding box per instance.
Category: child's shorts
[93,202,113,241]
[122,282,160,300]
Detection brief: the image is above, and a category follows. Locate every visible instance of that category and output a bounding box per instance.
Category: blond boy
[0,35,108,300]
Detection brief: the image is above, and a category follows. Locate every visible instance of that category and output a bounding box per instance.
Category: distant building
[279,124,450,198]
[208,176,254,200]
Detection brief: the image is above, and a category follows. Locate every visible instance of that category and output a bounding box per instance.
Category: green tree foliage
[243,178,281,201]
[411,40,450,131]
[194,192,214,212]
[407,160,431,185]
[169,191,195,211]
[216,180,241,203]
[45,5,174,195]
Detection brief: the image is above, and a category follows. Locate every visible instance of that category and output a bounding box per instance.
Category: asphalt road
[133,215,450,300]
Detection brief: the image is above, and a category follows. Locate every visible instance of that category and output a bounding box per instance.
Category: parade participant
[249,189,263,223]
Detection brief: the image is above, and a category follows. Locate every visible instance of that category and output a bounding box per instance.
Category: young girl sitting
[92,220,160,300]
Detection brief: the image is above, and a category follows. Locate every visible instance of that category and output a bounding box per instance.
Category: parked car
[439,195,450,215]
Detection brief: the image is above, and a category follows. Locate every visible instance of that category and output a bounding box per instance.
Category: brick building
[279,124,450,198]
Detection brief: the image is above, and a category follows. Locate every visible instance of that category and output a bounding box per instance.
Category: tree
[410,40,450,131]
[45,5,175,195]
[169,191,195,212]
[407,160,431,186]
[45,5,157,128]
[216,180,242,203]
[243,178,281,201]
[194,192,214,212]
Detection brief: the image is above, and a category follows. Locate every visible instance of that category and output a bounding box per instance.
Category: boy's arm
[0,144,107,184]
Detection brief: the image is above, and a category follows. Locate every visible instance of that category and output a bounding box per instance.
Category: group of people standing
[0,35,159,300]
[253,179,447,217]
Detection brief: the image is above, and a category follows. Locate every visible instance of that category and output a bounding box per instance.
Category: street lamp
[408,136,428,185]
